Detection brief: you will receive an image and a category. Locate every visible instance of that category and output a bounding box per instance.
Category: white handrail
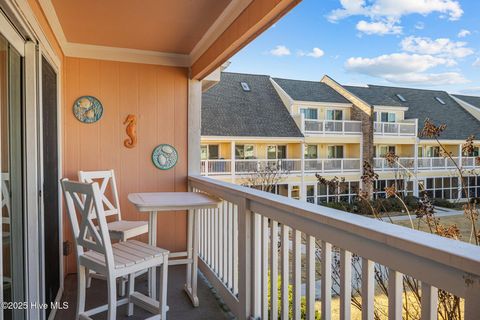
[374,121,417,136]
[190,175,480,320]
[304,119,362,134]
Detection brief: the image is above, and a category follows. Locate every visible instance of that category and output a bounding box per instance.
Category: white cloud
[269,45,291,57]
[328,0,463,22]
[414,22,425,30]
[473,58,480,67]
[344,53,468,85]
[356,19,402,35]
[400,36,473,58]
[328,0,462,36]
[458,29,471,38]
[297,47,325,58]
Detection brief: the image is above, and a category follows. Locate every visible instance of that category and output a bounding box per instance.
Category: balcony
[201,158,361,176]
[303,119,362,135]
[374,157,415,171]
[304,158,361,173]
[374,121,417,136]
[418,157,459,170]
[188,175,480,319]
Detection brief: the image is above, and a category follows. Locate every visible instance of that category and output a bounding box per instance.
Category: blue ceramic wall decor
[73,96,103,123]
[152,144,178,170]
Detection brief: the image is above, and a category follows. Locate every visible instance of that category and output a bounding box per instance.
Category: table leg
[184,209,199,307]
[148,212,157,299]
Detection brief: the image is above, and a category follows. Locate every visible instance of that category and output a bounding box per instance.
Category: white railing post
[362,258,375,320]
[388,269,403,320]
[205,160,209,176]
[321,241,332,320]
[420,282,438,320]
[464,278,480,320]
[340,249,352,320]
[237,198,254,320]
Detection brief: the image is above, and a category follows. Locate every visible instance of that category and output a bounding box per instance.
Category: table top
[128,192,221,212]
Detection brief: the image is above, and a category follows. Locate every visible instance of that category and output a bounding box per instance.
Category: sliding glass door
[0,33,25,320]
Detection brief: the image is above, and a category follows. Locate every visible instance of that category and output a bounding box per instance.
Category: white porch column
[413,139,419,197]
[458,144,463,200]
[300,142,306,201]
[188,79,202,175]
[231,141,236,183]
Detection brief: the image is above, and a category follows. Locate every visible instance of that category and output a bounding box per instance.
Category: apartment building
[201,72,480,204]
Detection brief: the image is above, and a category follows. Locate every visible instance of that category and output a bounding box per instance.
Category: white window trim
[327,144,346,159]
[325,108,344,120]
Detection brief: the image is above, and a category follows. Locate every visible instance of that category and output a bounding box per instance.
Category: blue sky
[227,0,480,95]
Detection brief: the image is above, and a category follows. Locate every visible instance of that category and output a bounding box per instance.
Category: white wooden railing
[235,159,301,174]
[418,157,459,170]
[374,121,417,136]
[304,119,362,135]
[190,175,480,320]
[374,157,415,171]
[201,160,232,175]
[304,158,361,173]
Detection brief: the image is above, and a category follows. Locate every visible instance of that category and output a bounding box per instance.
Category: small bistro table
[127,192,220,306]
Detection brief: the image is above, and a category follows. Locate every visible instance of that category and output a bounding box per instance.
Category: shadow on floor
[54,265,231,320]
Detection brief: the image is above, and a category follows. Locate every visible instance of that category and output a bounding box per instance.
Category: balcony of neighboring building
[293,106,362,136]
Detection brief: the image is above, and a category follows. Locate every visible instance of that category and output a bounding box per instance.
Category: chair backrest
[61,179,114,269]
[78,170,121,220]
[1,172,10,224]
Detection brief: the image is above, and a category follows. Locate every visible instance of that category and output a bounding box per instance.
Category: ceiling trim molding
[190,0,253,64]
[38,0,67,47]
[63,42,190,67]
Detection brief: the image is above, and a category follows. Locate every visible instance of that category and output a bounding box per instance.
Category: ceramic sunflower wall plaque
[152,144,178,170]
[73,96,103,123]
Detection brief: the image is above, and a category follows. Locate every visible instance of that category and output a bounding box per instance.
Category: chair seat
[107,220,148,240]
[83,240,168,270]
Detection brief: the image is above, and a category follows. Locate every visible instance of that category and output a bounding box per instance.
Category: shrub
[268,273,321,320]
[432,198,456,208]
[324,201,354,213]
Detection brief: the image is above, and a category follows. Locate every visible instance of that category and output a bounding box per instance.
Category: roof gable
[272,78,350,104]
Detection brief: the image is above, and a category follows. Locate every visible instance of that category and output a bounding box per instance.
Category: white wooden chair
[78,170,149,292]
[61,179,169,320]
[78,170,148,241]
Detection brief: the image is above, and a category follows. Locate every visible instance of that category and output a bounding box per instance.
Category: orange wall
[63,57,188,273]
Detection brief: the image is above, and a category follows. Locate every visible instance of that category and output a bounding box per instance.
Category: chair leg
[127,273,135,316]
[106,275,117,320]
[159,256,169,319]
[76,265,86,320]
[85,268,92,288]
[119,276,126,297]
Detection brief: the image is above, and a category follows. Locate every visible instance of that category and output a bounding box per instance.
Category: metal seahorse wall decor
[123,114,137,148]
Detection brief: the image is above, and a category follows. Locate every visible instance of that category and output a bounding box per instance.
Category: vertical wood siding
[63,57,188,273]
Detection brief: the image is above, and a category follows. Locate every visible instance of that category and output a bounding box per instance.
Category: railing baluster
[252,213,262,318]
[362,258,374,320]
[214,205,218,273]
[281,224,289,320]
[293,230,302,320]
[261,216,269,319]
[228,202,233,290]
[218,202,223,279]
[270,220,279,320]
[306,235,315,320]
[233,204,239,296]
[223,201,228,281]
[421,282,438,320]
[321,241,332,320]
[388,269,402,320]
[340,249,352,320]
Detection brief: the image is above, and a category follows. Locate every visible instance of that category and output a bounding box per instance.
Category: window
[300,108,318,120]
[463,146,479,157]
[396,94,407,102]
[201,144,219,160]
[267,145,287,159]
[240,82,250,92]
[305,144,318,159]
[316,180,359,203]
[235,144,255,159]
[435,97,446,105]
[380,112,396,123]
[423,176,462,200]
[418,146,423,158]
[306,185,315,203]
[327,145,344,159]
[378,145,396,157]
[426,146,440,157]
[326,109,343,120]
[291,185,300,200]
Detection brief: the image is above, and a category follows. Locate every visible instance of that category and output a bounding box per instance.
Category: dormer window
[435,97,446,105]
[240,82,250,92]
[396,94,406,102]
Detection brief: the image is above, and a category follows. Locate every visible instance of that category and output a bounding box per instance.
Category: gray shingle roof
[202,72,303,137]
[344,85,403,107]
[272,78,350,103]
[369,85,480,140]
[453,94,480,108]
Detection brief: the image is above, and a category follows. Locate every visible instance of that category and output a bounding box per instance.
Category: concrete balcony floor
[55,265,231,320]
